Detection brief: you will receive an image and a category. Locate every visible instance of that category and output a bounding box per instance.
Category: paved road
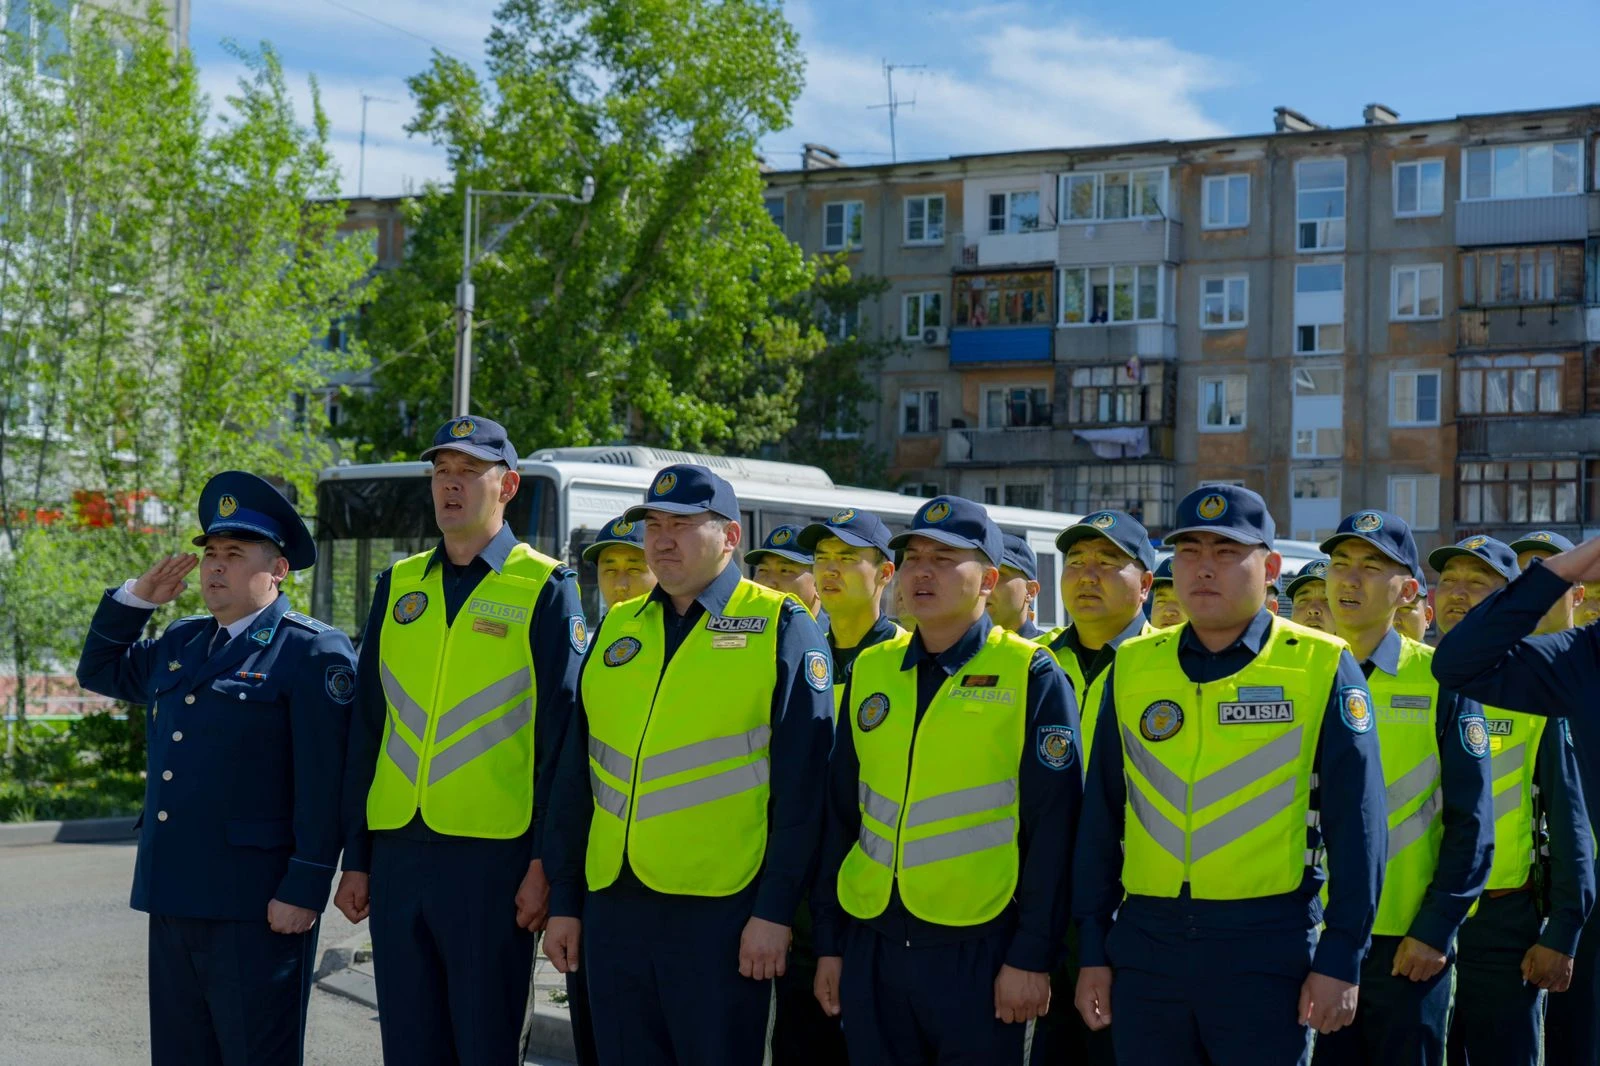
[0,839,383,1066]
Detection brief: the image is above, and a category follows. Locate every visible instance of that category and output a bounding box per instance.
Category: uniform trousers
[1312,934,1453,1066]
[1447,890,1543,1066]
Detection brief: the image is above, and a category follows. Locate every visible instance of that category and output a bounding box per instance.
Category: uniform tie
[209,625,230,658]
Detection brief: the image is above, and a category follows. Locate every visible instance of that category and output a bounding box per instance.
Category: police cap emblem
[1089,512,1117,529]
[603,636,642,667]
[923,501,951,524]
[1340,687,1373,734]
[1352,511,1383,533]
[1038,725,1075,771]
[1196,494,1227,520]
[1140,700,1184,742]
[1305,560,1328,578]
[858,692,890,732]
[611,519,635,536]
[832,508,857,524]
[393,591,428,624]
[1531,532,1554,543]
[217,494,238,518]
[1463,536,1488,550]
[652,472,678,497]
[450,418,476,438]
[773,528,793,546]
[1461,715,1490,758]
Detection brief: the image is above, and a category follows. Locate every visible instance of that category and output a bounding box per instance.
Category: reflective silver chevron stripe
[590,768,629,820]
[384,719,421,784]
[641,725,772,782]
[1120,725,1189,811]
[589,736,634,782]
[427,699,532,784]
[634,758,771,821]
[434,667,533,743]
[1491,743,1527,783]
[380,663,429,739]
[1190,777,1299,863]
[858,781,901,828]
[1388,788,1444,856]
[1127,784,1186,864]
[1493,782,1524,821]
[905,779,1017,828]
[1386,753,1441,812]
[1191,727,1305,811]
[858,824,895,867]
[902,817,1017,868]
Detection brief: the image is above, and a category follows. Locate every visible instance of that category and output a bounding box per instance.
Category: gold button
[157,811,168,822]
[172,731,183,742]
[161,771,172,781]
[185,694,196,705]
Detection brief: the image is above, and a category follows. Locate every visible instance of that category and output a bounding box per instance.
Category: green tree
[0,2,374,754]
[342,0,823,460]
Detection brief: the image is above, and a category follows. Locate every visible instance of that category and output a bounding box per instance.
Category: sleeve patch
[1338,687,1374,734]
[325,665,356,705]
[1038,725,1076,771]
[1460,714,1490,758]
[804,650,832,692]
[568,616,589,654]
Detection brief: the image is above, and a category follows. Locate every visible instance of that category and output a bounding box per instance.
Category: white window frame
[822,200,864,251]
[982,482,1048,509]
[986,189,1041,235]
[1198,375,1247,433]
[899,388,940,435]
[1290,467,1344,543]
[1393,159,1445,217]
[1200,275,1248,330]
[1388,475,1441,532]
[1292,365,1344,459]
[1389,370,1442,428]
[901,291,943,340]
[980,384,1052,430]
[1294,262,1345,355]
[1461,141,1586,202]
[1295,158,1347,253]
[1057,168,1169,224]
[1059,264,1167,327]
[1391,264,1444,322]
[903,194,945,245]
[1201,173,1250,229]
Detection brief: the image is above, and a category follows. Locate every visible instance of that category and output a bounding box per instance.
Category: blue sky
[189,0,1600,197]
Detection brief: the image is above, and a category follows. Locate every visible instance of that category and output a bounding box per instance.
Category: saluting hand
[1391,935,1447,982]
[1542,535,1600,585]
[813,955,843,1017]
[131,553,199,605]
[994,964,1050,1024]
[1522,944,1576,992]
[267,899,318,935]
[1298,971,1358,1034]
[1074,966,1113,1030]
[737,916,791,981]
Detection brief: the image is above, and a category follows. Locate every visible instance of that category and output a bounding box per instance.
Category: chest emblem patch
[394,591,428,625]
[858,692,890,732]
[603,637,642,667]
[1140,700,1184,742]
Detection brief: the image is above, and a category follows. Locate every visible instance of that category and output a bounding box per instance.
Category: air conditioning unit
[921,326,947,347]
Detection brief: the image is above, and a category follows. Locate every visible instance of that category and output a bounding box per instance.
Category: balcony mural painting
[950,270,1054,365]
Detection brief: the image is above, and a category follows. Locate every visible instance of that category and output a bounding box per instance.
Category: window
[1391,264,1443,321]
[1064,463,1175,529]
[1200,275,1247,329]
[823,201,863,250]
[1066,362,1169,425]
[983,484,1046,510]
[1294,262,1344,354]
[1459,246,1583,306]
[1058,168,1167,223]
[1458,461,1579,525]
[953,271,1051,327]
[899,389,940,434]
[982,386,1051,429]
[1458,354,1563,415]
[819,301,859,341]
[1394,160,1445,217]
[1296,159,1346,252]
[986,190,1040,234]
[902,291,943,340]
[1390,370,1441,427]
[1061,264,1164,325]
[904,194,945,244]
[1291,469,1343,542]
[899,483,941,498]
[1199,375,1246,431]
[1202,174,1250,229]
[763,196,785,233]
[1463,141,1583,201]
[1388,475,1440,532]
[1292,365,1343,459]
[4,0,69,78]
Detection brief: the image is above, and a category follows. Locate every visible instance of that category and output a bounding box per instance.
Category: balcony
[1457,414,1600,456]
[1058,218,1182,267]
[952,228,1058,270]
[1056,322,1177,362]
[1456,303,1592,351]
[949,326,1053,365]
[944,425,1176,467]
[1456,195,1590,247]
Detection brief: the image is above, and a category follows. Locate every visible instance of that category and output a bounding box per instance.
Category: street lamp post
[453,176,595,417]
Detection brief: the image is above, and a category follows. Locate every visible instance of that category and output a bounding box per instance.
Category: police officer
[1395,595,1434,645]
[810,496,1080,1064]
[333,416,585,1066]
[1287,560,1332,633]
[541,465,833,1065]
[1576,582,1600,629]
[1148,557,1187,630]
[1312,511,1494,1066]
[991,533,1045,638]
[1073,485,1387,1066]
[75,472,354,1066]
[585,514,658,611]
[748,524,826,622]
[1509,532,1587,637]
[1428,536,1594,1066]
[1267,574,1286,614]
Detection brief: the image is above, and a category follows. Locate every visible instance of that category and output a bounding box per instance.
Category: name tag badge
[472,618,509,639]
[711,634,748,650]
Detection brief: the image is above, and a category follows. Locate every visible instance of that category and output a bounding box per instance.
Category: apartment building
[764,104,1600,551]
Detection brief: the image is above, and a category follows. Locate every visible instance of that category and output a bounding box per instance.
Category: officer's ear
[1571,584,1587,607]
[266,546,290,587]
[1399,576,1420,605]
[1263,550,1284,585]
[978,563,1000,597]
[723,519,743,552]
[498,467,520,504]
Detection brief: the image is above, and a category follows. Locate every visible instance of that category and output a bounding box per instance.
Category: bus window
[1034,552,1059,628]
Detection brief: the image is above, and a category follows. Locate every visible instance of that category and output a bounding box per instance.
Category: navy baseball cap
[1152,557,1175,585]
[1000,535,1038,580]
[193,471,317,571]
[1509,531,1576,557]
[745,525,813,566]
[889,496,1004,568]
[1165,485,1275,547]
[1320,510,1423,582]
[582,514,646,563]
[1285,559,1330,599]
[420,414,518,466]
[1058,510,1157,571]
[1428,535,1520,583]
[799,508,894,558]
[624,464,740,523]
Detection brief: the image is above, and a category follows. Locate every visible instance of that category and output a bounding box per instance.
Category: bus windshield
[310,472,559,640]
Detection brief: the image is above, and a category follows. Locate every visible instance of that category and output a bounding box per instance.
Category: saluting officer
[1148,557,1187,630]
[1312,511,1494,1066]
[811,496,1081,1064]
[1427,535,1594,1066]
[586,514,658,611]
[75,471,355,1066]
[990,533,1045,639]
[1073,485,1387,1066]
[748,524,827,622]
[542,465,833,1065]
[333,415,585,1066]
[1287,560,1332,633]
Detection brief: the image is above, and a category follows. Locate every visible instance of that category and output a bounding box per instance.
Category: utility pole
[358,92,397,197]
[866,60,924,163]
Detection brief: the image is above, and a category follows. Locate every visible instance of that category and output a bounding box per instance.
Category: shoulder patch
[325,665,356,705]
[568,616,589,654]
[1037,725,1076,771]
[1460,714,1490,759]
[804,650,831,692]
[283,611,333,633]
[1339,687,1373,734]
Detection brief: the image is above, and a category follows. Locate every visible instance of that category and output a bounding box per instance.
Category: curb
[0,815,138,847]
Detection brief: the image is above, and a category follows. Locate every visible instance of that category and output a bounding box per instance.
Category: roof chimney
[1363,103,1400,126]
[802,143,842,170]
[1273,107,1323,133]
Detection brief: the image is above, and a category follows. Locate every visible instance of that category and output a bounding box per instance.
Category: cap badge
[832,508,857,524]
[450,418,475,438]
[1306,560,1328,577]
[217,494,238,519]
[772,528,793,546]
[924,501,952,524]
[1196,494,1228,520]
[611,519,635,536]
[1089,512,1116,530]
[1352,512,1383,533]
[652,471,678,497]
[1463,536,1488,550]
[1531,532,1553,543]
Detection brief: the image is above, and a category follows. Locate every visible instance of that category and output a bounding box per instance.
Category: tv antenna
[359,92,399,196]
[867,60,924,163]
